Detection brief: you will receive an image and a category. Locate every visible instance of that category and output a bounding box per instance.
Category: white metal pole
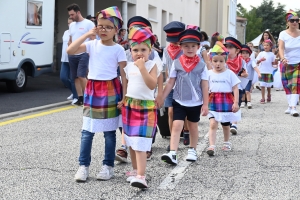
[87,0,94,16]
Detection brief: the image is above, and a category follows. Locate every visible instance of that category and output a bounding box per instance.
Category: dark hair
[259,30,275,45]
[210,36,218,48]
[200,31,209,41]
[67,4,81,12]
[203,44,210,51]
[118,28,126,35]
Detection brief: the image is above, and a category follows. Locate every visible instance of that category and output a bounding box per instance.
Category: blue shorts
[68,53,89,80]
[164,89,174,107]
[245,80,252,92]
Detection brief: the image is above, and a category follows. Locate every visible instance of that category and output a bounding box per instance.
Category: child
[115,16,163,162]
[206,41,241,156]
[240,45,261,109]
[121,26,158,188]
[162,21,187,150]
[161,29,209,165]
[67,6,127,182]
[256,39,278,104]
[224,37,248,135]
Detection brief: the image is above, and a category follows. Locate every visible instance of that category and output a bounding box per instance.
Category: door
[0,33,11,63]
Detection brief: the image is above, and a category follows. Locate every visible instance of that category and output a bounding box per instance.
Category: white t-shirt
[208,69,241,92]
[124,60,159,100]
[85,40,127,80]
[61,30,70,62]
[169,62,208,106]
[278,30,300,64]
[69,19,95,42]
[256,51,275,74]
[200,41,210,47]
[245,59,257,81]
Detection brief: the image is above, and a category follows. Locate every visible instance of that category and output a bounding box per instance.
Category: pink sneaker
[125,169,137,183]
[130,175,148,188]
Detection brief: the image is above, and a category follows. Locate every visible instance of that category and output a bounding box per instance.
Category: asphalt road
[1,89,300,199]
[0,72,71,114]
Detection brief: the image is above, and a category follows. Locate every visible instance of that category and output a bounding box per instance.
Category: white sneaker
[67,94,73,100]
[96,165,114,180]
[247,102,252,109]
[71,98,78,105]
[130,175,148,188]
[285,107,292,114]
[240,102,245,108]
[161,151,177,165]
[74,165,89,182]
[291,109,299,117]
[186,148,197,161]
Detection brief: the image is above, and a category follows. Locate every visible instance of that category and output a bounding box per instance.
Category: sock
[231,123,237,128]
[170,150,176,154]
[78,96,83,101]
[121,144,127,151]
[184,130,189,135]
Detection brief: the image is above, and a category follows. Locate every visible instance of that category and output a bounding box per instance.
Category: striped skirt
[122,97,157,152]
[82,78,122,133]
[280,63,300,94]
[208,92,241,122]
[259,73,274,83]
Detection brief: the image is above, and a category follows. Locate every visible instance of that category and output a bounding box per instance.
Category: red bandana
[227,55,243,74]
[243,57,251,64]
[179,54,200,73]
[167,43,181,60]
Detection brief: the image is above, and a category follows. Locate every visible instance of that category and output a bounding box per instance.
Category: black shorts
[172,100,201,123]
[68,53,89,79]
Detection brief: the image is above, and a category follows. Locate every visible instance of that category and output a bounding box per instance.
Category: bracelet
[281,58,286,62]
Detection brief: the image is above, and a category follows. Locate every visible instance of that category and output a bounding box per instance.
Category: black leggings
[209,117,231,126]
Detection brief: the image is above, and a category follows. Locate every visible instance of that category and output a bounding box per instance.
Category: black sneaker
[166,145,170,151]
[183,132,190,146]
[73,99,83,106]
[230,125,238,135]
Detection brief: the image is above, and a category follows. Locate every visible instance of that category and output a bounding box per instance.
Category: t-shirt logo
[79,28,84,30]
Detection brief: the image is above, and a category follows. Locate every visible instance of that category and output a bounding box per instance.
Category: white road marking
[158,132,209,190]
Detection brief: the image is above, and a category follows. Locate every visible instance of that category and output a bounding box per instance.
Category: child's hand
[258,73,262,78]
[87,27,97,37]
[260,57,266,62]
[155,94,164,108]
[201,104,209,116]
[241,71,248,78]
[117,99,124,109]
[232,103,239,113]
[134,57,146,70]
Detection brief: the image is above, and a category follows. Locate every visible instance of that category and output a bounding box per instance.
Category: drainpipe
[87,0,94,16]
[122,1,128,37]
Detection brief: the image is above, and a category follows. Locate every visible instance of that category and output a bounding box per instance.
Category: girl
[206,41,241,156]
[240,45,261,109]
[278,10,300,117]
[161,29,209,165]
[224,37,248,135]
[257,30,276,54]
[67,6,127,182]
[256,39,278,104]
[121,26,158,188]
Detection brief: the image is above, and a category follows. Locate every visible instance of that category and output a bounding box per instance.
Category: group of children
[67,6,281,189]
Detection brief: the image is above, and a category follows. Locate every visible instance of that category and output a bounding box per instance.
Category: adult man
[67,4,95,105]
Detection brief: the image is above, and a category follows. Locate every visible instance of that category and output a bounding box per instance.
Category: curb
[0,101,71,120]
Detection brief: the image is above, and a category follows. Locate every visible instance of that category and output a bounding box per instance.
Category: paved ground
[1,89,299,200]
[0,72,70,114]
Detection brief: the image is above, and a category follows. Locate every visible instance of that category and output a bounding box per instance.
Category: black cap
[241,45,252,54]
[225,37,242,49]
[127,16,152,29]
[163,21,185,42]
[86,15,95,20]
[178,29,202,44]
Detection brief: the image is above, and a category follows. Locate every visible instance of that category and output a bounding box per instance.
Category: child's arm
[201,80,209,116]
[135,58,157,90]
[67,28,97,55]
[232,84,239,113]
[118,61,127,109]
[201,50,212,70]
[162,78,175,101]
[253,66,261,78]
[155,73,164,108]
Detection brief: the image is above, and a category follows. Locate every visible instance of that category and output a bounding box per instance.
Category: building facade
[236,16,247,44]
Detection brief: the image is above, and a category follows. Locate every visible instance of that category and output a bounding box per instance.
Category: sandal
[222,142,232,151]
[267,95,271,102]
[206,145,216,156]
[260,99,265,104]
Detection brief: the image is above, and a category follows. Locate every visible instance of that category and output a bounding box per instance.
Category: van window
[27,1,43,26]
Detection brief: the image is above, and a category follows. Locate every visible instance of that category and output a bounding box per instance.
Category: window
[148,5,157,22]
[169,13,173,22]
[27,1,43,27]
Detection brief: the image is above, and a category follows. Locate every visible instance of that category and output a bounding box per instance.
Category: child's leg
[261,86,265,100]
[267,87,271,96]
[170,120,185,151]
[221,122,232,151]
[168,107,173,133]
[135,151,147,176]
[115,130,128,163]
[129,147,137,170]
[246,91,251,102]
[241,93,246,102]
[208,118,218,146]
[188,121,200,149]
[183,117,190,145]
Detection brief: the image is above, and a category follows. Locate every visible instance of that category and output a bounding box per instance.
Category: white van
[0,0,55,92]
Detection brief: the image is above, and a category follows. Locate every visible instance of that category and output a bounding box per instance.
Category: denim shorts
[245,80,252,92]
[68,53,89,79]
[164,89,174,107]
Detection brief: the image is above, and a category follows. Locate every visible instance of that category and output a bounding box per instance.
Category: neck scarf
[167,43,181,60]
[227,55,243,75]
[243,57,251,64]
[179,54,200,73]
[286,10,298,22]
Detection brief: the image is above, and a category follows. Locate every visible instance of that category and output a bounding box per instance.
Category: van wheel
[6,68,28,93]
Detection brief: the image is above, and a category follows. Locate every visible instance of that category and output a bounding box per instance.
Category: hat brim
[180,38,200,44]
[225,42,240,49]
[166,37,180,43]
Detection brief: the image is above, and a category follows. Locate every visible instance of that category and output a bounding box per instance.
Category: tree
[255,0,286,39]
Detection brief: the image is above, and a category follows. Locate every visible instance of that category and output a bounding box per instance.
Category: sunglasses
[289,18,300,23]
